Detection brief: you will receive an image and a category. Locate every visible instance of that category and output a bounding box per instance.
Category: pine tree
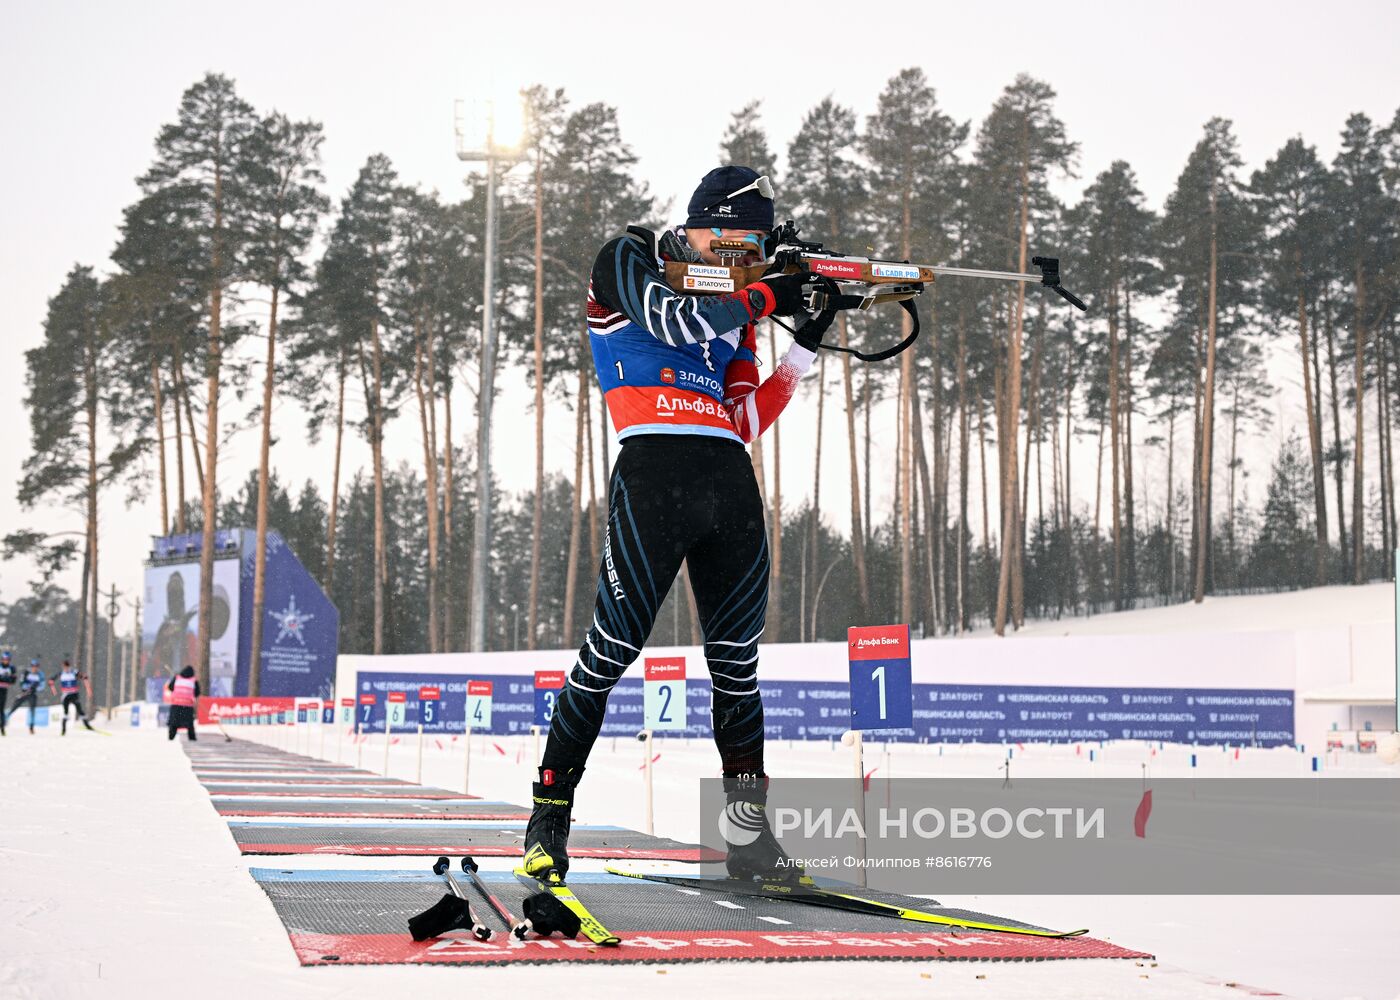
[1075,161,1158,608]
[9,268,139,685]
[969,75,1076,633]
[321,155,403,652]
[1159,118,1255,603]
[243,112,326,693]
[139,73,257,689]
[786,97,870,628]
[863,68,968,633]
[1251,138,1334,583]
[518,86,570,650]
[1330,114,1392,583]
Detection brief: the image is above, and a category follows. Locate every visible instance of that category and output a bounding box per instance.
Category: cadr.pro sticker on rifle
[872,263,921,280]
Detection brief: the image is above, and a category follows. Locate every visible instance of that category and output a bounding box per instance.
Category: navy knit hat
[685,166,774,231]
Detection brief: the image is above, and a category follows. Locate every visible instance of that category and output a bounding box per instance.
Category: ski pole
[460,856,517,931]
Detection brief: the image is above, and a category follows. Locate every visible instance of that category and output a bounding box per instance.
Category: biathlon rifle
[663,219,1087,362]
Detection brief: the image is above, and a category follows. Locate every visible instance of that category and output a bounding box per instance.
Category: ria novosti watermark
[770,804,1106,841]
[699,778,1400,894]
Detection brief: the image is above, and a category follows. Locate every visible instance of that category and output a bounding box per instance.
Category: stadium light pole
[456,97,524,653]
[105,584,121,719]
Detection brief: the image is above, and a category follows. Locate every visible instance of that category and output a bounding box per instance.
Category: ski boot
[61,717,68,736]
[82,718,94,732]
[521,767,581,883]
[722,773,805,883]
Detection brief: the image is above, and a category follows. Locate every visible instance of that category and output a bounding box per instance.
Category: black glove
[792,278,841,352]
[751,270,818,317]
[793,307,837,352]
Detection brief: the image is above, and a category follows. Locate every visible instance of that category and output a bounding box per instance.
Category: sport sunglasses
[693,174,774,218]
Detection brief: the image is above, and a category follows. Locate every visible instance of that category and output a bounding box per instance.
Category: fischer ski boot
[722,773,805,883]
[522,767,581,882]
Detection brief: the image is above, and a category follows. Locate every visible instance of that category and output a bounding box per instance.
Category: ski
[604,866,1088,939]
[512,868,621,946]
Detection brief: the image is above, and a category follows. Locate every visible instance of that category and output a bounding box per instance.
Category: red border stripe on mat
[289,930,1151,966]
[241,845,726,860]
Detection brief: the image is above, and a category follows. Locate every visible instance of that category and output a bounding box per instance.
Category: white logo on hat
[716,205,733,216]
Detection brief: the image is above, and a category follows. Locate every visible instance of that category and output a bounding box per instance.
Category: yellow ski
[604,865,1087,939]
[513,868,621,946]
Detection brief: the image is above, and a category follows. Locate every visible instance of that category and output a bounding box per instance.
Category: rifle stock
[662,254,933,309]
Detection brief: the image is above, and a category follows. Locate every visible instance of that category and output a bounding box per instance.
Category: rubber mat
[208,785,475,799]
[198,776,414,786]
[213,798,531,821]
[195,772,384,781]
[229,821,724,861]
[249,868,1150,966]
[194,765,363,773]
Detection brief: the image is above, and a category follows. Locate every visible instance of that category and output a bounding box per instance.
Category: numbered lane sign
[358,693,377,729]
[534,671,565,727]
[643,657,687,731]
[419,685,441,726]
[387,691,407,728]
[848,624,913,731]
[340,697,354,724]
[466,680,494,730]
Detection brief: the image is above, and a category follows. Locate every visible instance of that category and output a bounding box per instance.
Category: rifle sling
[817,296,920,363]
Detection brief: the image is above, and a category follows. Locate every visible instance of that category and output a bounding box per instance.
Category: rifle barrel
[927,265,1043,284]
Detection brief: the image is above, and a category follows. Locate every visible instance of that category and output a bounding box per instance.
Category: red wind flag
[1133,789,1153,838]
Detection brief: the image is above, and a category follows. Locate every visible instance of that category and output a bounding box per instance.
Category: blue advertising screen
[355,670,1294,746]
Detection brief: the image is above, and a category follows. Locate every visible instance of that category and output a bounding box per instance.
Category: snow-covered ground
[2,717,1397,1000]
[1011,582,1395,637]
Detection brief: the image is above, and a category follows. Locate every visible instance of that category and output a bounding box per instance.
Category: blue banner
[356,670,1294,746]
[235,530,338,699]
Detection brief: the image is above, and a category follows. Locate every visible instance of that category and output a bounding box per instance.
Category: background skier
[48,659,95,734]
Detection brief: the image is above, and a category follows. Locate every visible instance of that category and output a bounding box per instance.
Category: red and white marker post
[463,680,493,794]
[385,691,407,777]
[417,686,440,783]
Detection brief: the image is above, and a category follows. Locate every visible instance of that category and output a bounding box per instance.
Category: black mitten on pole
[520,891,583,938]
[408,893,476,941]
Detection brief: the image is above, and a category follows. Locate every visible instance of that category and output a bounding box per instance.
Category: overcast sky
[2,1,1398,614]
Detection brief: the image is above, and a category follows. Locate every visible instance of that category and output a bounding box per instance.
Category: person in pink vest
[166,665,200,742]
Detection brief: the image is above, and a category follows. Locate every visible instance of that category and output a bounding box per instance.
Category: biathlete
[0,651,15,735]
[8,658,46,735]
[49,659,95,734]
[521,165,854,884]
